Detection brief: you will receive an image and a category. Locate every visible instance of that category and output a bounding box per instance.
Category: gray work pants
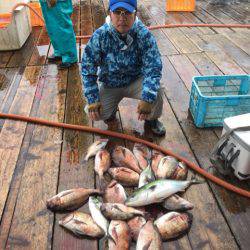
[86,78,163,121]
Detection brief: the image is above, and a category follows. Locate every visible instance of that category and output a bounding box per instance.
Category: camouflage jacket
[82,17,162,104]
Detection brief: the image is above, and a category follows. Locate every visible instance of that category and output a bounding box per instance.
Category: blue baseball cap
[109,0,137,13]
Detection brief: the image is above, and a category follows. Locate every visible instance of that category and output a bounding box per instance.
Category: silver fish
[136,220,162,250]
[59,212,104,238]
[138,164,155,188]
[100,203,145,220]
[125,177,202,207]
[104,180,127,204]
[154,212,192,240]
[84,139,109,161]
[133,143,151,170]
[108,220,130,250]
[163,194,194,211]
[88,196,109,236]
[46,188,102,211]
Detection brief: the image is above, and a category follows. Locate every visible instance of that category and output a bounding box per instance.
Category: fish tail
[190,175,204,185]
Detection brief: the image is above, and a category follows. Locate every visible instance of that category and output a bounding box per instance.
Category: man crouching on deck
[81,0,166,136]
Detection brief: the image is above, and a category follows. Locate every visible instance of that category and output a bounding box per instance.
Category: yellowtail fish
[138,164,155,188]
[125,177,202,207]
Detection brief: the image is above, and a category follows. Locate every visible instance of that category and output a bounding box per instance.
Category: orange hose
[2,2,249,41]
[0,112,249,199]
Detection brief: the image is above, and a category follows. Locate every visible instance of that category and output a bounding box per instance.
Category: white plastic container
[0,0,31,51]
[221,113,250,180]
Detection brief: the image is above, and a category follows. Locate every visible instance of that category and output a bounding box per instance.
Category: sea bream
[59,212,104,238]
[100,203,145,220]
[84,139,109,161]
[108,167,139,187]
[154,212,192,240]
[163,194,194,211]
[112,146,141,173]
[136,220,162,250]
[133,143,151,170]
[46,188,102,211]
[125,177,202,207]
[108,220,130,250]
[95,149,111,188]
[104,180,127,204]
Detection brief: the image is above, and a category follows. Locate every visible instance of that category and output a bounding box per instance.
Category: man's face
[110,8,136,34]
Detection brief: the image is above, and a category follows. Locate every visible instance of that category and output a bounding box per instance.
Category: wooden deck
[0,0,250,249]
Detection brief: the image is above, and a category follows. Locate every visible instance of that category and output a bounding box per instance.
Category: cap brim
[110,2,135,13]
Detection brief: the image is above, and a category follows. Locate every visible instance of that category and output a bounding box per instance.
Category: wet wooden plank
[0,65,58,248]
[143,0,201,54]
[0,51,13,68]
[168,54,200,91]
[4,65,66,249]
[221,32,250,55]
[201,34,250,73]
[52,64,97,250]
[137,4,179,56]
[28,27,51,66]
[7,27,42,68]
[163,54,249,248]
[0,68,20,108]
[0,66,42,222]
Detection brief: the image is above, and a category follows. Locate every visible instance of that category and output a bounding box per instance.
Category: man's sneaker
[145,119,166,136]
[58,62,77,70]
[48,55,62,63]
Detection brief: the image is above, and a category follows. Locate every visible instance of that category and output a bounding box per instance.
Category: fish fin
[190,176,204,185]
[74,229,85,237]
[121,147,126,158]
[112,227,119,243]
[142,239,152,250]
[113,204,124,213]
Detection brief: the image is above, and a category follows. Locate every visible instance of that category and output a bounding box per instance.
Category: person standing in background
[39,0,78,69]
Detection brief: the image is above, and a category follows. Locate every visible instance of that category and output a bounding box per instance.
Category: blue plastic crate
[189,74,250,127]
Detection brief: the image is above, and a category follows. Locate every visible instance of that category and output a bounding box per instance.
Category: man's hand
[47,0,57,7]
[137,100,153,121]
[88,102,102,121]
